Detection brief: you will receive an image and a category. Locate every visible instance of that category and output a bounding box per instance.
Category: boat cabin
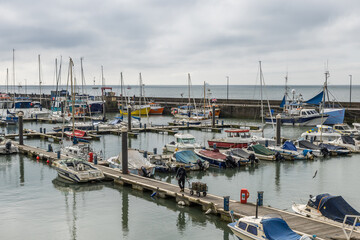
[333,124,358,136]
[175,133,196,144]
[225,129,251,138]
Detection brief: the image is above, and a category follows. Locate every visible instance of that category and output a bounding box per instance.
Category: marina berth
[228,214,315,240]
[107,149,156,177]
[292,194,360,231]
[207,129,256,149]
[52,158,105,183]
[171,150,209,171]
[164,133,201,152]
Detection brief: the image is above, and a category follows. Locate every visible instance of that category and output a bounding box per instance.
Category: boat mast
[12,49,15,106]
[101,66,105,120]
[80,57,85,96]
[6,68,8,93]
[70,58,75,138]
[203,81,206,118]
[120,72,124,116]
[38,54,42,108]
[259,61,264,126]
[188,73,191,116]
[139,72,142,119]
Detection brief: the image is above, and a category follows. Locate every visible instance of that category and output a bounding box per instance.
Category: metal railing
[342,215,360,240]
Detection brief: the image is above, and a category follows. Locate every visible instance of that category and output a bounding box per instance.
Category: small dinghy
[318,143,351,156]
[171,150,209,171]
[194,148,239,168]
[228,213,315,240]
[245,144,281,161]
[268,141,314,160]
[52,158,104,183]
[296,140,330,157]
[64,130,92,140]
[107,149,156,177]
[0,139,19,154]
[225,148,259,164]
[331,135,360,153]
[292,194,360,229]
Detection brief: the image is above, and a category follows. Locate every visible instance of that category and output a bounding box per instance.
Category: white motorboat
[292,194,360,231]
[208,129,256,149]
[93,118,125,130]
[164,133,201,152]
[107,149,156,177]
[267,141,315,160]
[333,123,359,136]
[50,111,70,123]
[52,158,104,183]
[61,144,102,161]
[228,214,314,240]
[0,139,19,154]
[330,135,360,153]
[301,125,341,143]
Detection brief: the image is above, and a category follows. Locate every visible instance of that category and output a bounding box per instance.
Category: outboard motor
[225,155,237,168]
[320,147,330,157]
[196,159,204,170]
[5,140,12,153]
[248,153,256,164]
[275,152,284,161]
[141,166,150,177]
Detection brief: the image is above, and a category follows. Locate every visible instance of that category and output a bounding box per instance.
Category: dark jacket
[176,167,187,180]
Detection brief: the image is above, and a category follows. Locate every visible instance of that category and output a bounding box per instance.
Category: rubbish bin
[223,196,230,211]
[257,191,264,206]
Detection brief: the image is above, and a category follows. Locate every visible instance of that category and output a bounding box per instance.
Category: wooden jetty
[95,164,360,240]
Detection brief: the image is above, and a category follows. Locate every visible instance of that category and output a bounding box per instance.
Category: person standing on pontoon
[176,167,187,192]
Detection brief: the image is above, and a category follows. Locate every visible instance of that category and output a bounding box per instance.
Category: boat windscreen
[262,218,301,240]
[341,136,355,145]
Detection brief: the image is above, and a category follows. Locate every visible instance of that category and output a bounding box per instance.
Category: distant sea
[2,84,359,102]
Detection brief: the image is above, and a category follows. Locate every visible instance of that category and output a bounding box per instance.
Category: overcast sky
[1,0,359,86]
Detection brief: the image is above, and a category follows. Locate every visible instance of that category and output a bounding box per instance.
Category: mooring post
[122,127,128,174]
[212,104,216,128]
[40,127,43,133]
[57,151,61,159]
[276,114,281,146]
[127,106,132,132]
[18,112,24,145]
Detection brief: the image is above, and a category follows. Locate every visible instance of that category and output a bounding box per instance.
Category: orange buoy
[36,156,40,160]
[46,160,50,164]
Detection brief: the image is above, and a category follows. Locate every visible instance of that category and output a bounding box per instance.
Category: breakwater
[13,93,360,122]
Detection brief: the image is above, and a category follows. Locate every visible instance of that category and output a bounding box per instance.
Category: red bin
[88,152,93,162]
[240,188,250,204]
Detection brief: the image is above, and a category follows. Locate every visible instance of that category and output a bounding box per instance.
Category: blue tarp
[280,96,286,108]
[174,150,200,164]
[311,194,360,225]
[262,218,301,240]
[305,91,324,105]
[282,141,297,151]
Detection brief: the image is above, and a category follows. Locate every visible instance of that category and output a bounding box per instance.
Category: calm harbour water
[1,114,360,239]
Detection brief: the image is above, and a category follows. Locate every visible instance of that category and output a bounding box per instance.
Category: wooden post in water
[212,104,216,128]
[122,127,128,174]
[18,112,24,145]
[276,114,281,146]
[127,106,132,132]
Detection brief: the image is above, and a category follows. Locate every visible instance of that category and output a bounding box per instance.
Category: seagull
[312,170,318,179]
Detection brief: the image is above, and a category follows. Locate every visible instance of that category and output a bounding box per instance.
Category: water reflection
[52,177,104,240]
[275,162,280,192]
[122,187,129,237]
[19,155,24,185]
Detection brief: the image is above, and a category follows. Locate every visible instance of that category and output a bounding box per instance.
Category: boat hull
[120,107,150,115]
[265,115,327,126]
[149,107,164,115]
[208,141,249,149]
[323,108,345,125]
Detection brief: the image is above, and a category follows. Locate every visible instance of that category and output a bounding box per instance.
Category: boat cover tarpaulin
[174,150,202,164]
[299,140,321,150]
[342,136,355,145]
[115,149,154,169]
[262,218,300,240]
[282,141,297,151]
[305,91,324,105]
[319,143,347,151]
[228,148,250,158]
[199,149,227,160]
[252,144,274,156]
[312,194,360,225]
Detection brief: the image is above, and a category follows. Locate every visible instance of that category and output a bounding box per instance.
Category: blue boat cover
[319,143,347,151]
[311,194,360,225]
[262,218,300,240]
[305,91,324,105]
[282,141,297,151]
[174,150,200,164]
[280,96,286,108]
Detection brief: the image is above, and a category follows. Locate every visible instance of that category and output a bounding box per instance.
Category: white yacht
[164,133,201,152]
[301,125,341,143]
[333,123,359,136]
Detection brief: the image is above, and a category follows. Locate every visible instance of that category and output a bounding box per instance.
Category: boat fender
[205,208,212,215]
[177,201,185,206]
[275,152,284,161]
[151,192,157,197]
